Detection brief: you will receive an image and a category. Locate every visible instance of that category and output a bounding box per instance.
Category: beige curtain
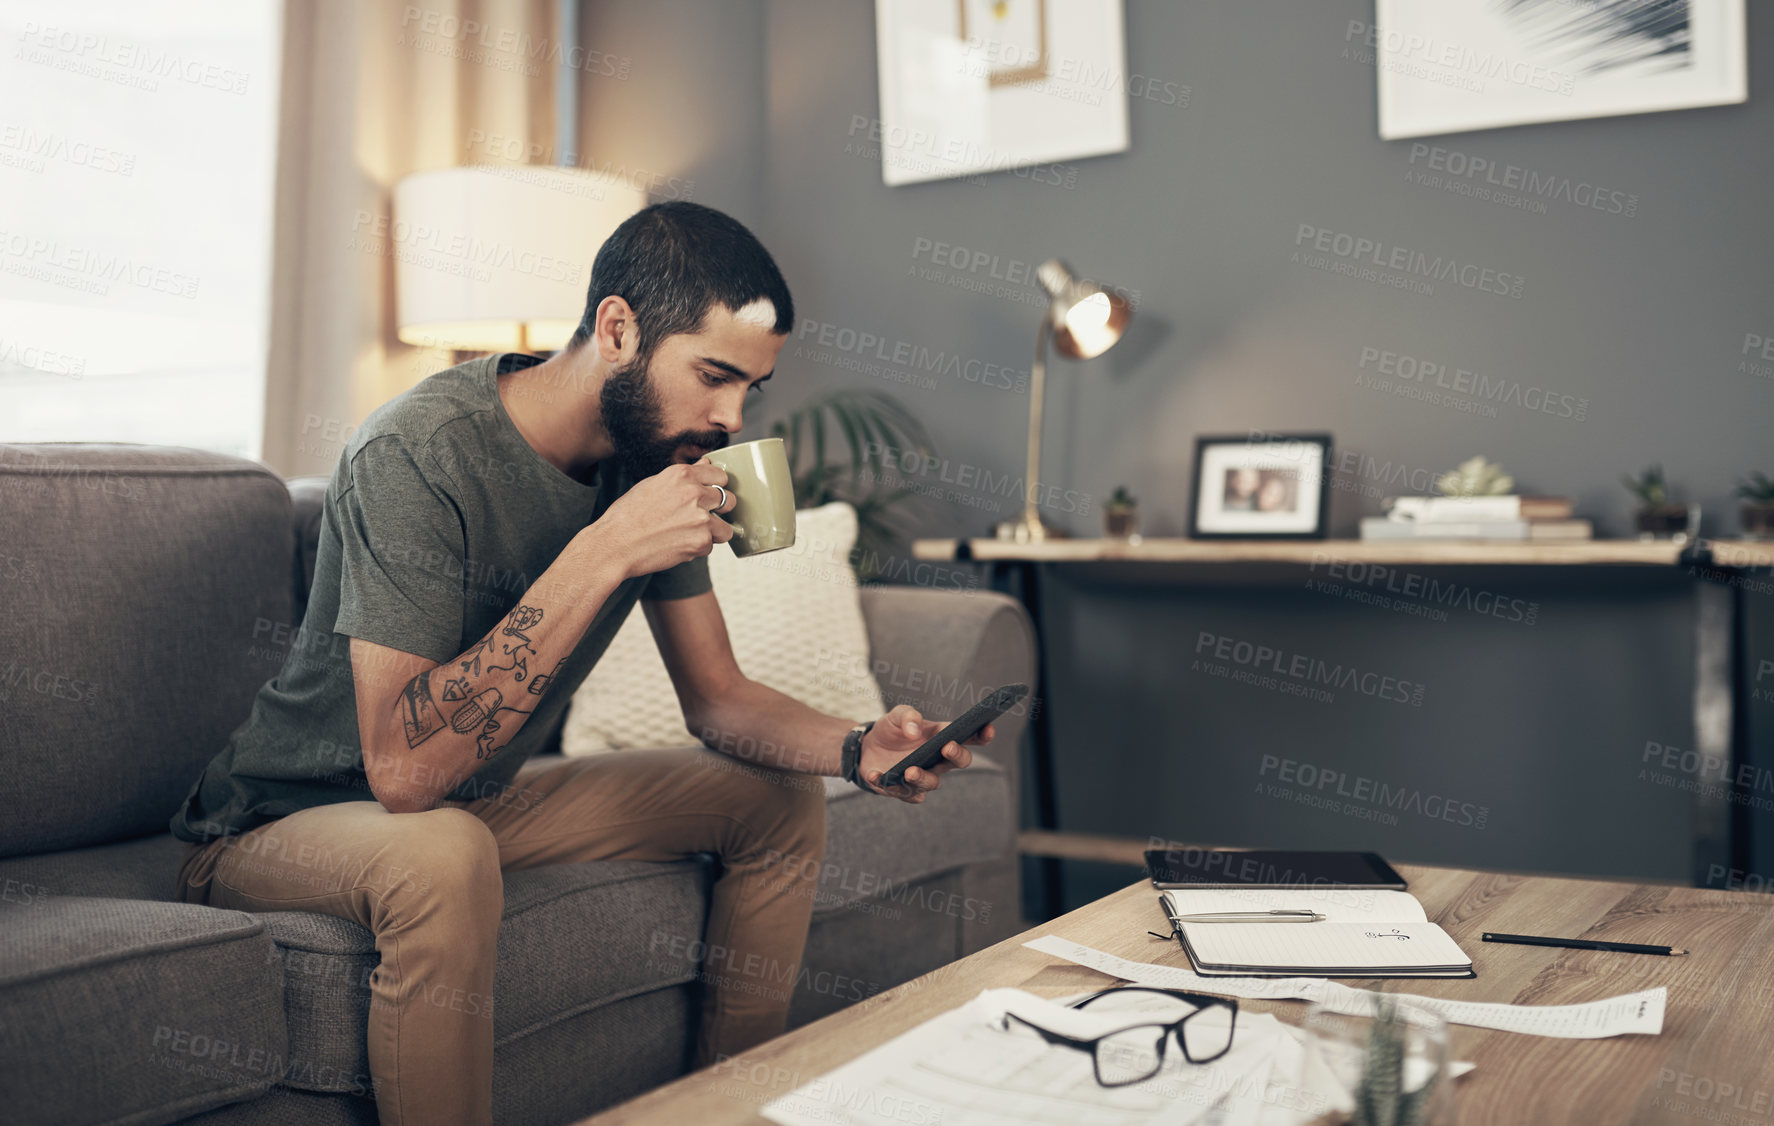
[262,0,561,477]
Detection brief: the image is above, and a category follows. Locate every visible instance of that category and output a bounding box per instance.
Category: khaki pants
[175,748,827,1126]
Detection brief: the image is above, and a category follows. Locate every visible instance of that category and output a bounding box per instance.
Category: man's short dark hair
[568,201,794,362]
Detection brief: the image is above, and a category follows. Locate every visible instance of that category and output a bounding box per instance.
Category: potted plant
[768,390,934,582]
[1435,455,1514,497]
[1621,464,1688,538]
[1104,486,1138,538]
[1736,472,1774,540]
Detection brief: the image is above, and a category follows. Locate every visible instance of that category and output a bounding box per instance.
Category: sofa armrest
[854,583,1036,823]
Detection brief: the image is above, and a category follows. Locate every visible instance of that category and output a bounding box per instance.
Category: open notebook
[1159,887,1475,978]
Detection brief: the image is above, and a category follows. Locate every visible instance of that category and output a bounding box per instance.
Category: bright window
[0,0,283,458]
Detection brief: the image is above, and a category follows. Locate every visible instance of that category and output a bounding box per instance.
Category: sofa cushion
[0,444,295,857]
[259,858,712,1094]
[178,989,698,1126]
[0,754,1011,919]
[815,754,1011,911]
[0,832,189,905]
[0,897,287,1126]
[0,835,713,1097]
[563,502,887,754]
[242,756,1009,1094]
[179,1088,376,1126]
[0,753,1011,1105]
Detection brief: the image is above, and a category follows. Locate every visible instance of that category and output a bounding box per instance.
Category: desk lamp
[994,258,1133,542]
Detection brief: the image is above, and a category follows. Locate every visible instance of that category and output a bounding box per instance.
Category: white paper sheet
[762,994,1301,1126]
[759,987,1471,1126]
[1024,935,1666,1038]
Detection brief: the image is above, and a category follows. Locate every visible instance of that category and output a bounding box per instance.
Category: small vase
[1743,503,1774,540]
[1105,506,1138,538]
[1635,506,1689,540]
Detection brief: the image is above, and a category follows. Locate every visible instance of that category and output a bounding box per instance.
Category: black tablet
[1145,848,1407,890]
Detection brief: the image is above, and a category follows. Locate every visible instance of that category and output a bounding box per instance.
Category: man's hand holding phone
[858,702,998,803]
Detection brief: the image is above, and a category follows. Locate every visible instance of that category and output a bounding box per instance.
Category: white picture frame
[874,0,1130,186]
[1189,434,1332,540]
[1374,0,1747,140]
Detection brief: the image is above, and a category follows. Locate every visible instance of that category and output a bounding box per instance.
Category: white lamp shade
[392,166,648,351]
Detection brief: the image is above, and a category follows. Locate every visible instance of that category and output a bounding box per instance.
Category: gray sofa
[0,443,1035,1126]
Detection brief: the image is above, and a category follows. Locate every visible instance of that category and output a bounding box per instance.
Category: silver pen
[1174,909,1326,922]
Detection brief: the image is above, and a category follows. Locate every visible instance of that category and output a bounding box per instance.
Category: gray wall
[591,0,1774,900]
[754,0,1772,539]
[577,0,767,223]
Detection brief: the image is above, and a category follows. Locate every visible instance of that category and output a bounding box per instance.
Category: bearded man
[169,201,990,1126]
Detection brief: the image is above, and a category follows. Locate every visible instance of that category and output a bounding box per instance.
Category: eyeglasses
[996,985,1238,1087]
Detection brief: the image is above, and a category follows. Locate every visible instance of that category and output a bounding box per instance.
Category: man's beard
[599,354,728,480]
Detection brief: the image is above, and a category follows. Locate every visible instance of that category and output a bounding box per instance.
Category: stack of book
[1361,496,1592,541]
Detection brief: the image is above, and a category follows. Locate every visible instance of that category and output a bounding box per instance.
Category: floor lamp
[994,259,1133,542]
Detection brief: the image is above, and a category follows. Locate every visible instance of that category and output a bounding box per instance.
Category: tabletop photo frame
[1189,433,1333,540]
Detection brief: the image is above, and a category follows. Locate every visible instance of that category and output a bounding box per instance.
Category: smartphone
[876,683,1029,789]
[1145,849,1407,891]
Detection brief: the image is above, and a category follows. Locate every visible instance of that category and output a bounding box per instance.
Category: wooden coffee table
[580,863,1774,1125]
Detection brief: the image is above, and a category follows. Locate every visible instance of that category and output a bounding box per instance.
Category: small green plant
[1107,486,1136,510]
[1733,472,1774,503]
[1435,455,1513,497]
[1622,464,1674,509]
[768,390,934,582]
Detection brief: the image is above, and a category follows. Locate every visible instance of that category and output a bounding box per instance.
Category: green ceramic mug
[702,437,797,557]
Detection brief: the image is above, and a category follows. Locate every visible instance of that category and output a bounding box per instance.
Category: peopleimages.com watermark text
[1193,631,1427,707]
[1258,754,1489,829]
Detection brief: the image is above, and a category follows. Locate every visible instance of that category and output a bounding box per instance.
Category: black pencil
[1482,932,1687,956]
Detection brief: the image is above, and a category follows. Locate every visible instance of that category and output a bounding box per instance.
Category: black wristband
[841,720,877,794]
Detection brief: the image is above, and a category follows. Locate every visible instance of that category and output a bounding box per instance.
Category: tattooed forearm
[361,526,632,813]
[400,673,445,748]
[393,603,549,758]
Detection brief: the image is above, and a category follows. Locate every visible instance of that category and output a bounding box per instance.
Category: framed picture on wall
[874,0,1129,186]
[1189,433,1332,540]
[958,0,1048,87]
[1374,0,1748,140]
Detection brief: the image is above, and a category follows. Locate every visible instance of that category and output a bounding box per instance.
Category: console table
[912,537,1767,915]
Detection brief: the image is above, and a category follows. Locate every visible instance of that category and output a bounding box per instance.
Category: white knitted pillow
[561,502,887,753]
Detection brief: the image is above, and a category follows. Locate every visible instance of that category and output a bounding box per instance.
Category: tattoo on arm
[488,603,544,681]
[504,604,544,640]
[487,647,530,682]
[527,657,564,696]
[473,705,533,760]
[397,603,549,756]
[400,673,445,748]
[449,687,503,733]
[457,635,495,677]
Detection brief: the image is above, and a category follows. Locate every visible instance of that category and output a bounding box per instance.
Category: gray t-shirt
[171,353,711,842]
